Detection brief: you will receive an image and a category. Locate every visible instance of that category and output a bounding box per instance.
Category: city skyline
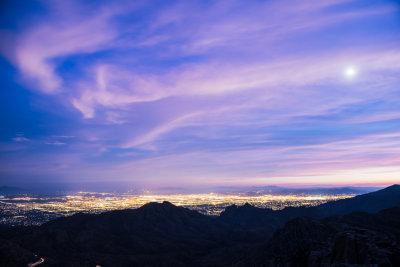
[1,0,400,189]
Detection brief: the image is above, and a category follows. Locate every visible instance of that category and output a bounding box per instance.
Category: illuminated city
[0,192,354,226]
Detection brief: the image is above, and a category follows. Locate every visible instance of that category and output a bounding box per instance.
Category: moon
[345,67,357,78]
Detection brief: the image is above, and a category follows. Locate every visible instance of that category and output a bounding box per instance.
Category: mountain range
[1,184,399,266]
[0,185,381,196]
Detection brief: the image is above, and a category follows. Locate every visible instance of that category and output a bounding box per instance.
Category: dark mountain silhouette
[220,184,400,231]
[315,184,400,216]
[0,185,399,266]
[0,186,27,195]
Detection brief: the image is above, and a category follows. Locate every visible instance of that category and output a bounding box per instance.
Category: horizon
[0,182,392,195]
[1,0,400,189]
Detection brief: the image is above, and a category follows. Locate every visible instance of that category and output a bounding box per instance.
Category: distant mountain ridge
[0,186,27,195]
[0,184,380,195]
[0,184,399,266]
[237,185,380,196]
[220,184,400,230]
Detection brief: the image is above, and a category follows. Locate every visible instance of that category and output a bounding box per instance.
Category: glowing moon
[344,67,357,78]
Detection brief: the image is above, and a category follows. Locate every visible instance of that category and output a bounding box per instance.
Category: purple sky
[1,0,400,189]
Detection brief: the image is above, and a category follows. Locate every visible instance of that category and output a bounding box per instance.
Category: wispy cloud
[44,142,67,146]
[8,1,132,93]
[11,133,30,142]
[12,137,30,142]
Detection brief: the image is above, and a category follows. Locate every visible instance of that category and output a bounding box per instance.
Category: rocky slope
[262,207,400,266]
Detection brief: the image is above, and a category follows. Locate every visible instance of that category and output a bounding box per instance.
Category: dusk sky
[1,0,400,189]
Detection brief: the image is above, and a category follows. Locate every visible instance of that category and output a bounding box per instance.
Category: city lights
[0,192,354,226]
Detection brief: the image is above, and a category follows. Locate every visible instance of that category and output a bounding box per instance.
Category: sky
[1,0,400,190]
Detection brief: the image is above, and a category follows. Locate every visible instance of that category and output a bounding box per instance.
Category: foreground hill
[0,202,261,266]
[262,207,400,266]
[0,185,399,266]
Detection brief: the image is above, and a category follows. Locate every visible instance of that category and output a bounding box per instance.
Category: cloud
[12,137,30,142]
[44,142,67,146]
[122,112,203,148]
[11,132,30,142]
[112,129,400,186]
[8,1,130,93]
[71,64,169,118]
[51,135,75,139]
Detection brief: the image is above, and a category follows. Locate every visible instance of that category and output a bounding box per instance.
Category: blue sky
[1,0,400,189]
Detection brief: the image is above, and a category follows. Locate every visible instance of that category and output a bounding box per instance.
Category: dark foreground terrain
[1,185,400,266]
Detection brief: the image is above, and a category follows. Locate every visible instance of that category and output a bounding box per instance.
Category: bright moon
[345,67,357,78]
